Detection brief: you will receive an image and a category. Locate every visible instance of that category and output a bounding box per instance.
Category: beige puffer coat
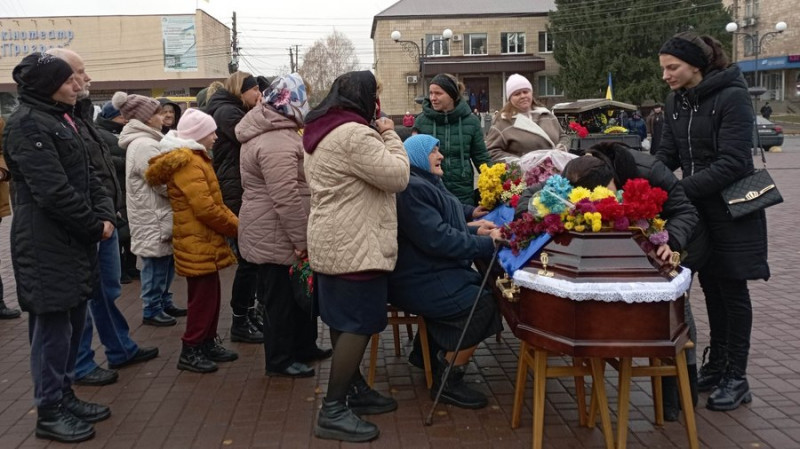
[235,105,309,266]
[486,107,570,161]
[304,123,409,275]
[119,119,172,257]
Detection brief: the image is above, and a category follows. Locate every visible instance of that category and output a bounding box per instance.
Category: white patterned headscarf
[263,73,309,124]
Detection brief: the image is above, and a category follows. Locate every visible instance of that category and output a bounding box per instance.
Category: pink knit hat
[177,108,217,142]
[506,74,532,100]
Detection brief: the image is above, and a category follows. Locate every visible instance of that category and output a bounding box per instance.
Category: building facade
[724,0,800,111]
[372,0,560,116]
[0,10,231,115]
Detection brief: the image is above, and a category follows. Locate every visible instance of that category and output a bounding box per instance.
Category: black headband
[430,74,460,103]
[660,37,708,69]
[241,75,258,93]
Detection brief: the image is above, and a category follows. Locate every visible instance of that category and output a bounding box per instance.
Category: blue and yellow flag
[605,72,613,100]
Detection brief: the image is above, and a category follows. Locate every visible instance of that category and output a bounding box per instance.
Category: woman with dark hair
[157,98,182,135]
[303,71,410,442]
[414,73,491,205]
[655,31,769,412]
[205,71,264,344]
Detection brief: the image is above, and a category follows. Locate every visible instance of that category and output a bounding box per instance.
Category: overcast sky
[0,0,398,76]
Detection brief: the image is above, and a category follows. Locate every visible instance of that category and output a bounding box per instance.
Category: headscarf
[430,73,460,104]
[263,73,309,124]
[305,70,377,124]
[403,134,439,172]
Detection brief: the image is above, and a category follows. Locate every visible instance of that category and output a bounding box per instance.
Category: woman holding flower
[390,134,504,410]
[656,32,769,413]
[486,74,569,162]
[234,73,328,378]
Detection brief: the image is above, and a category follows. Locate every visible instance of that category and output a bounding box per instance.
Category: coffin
[495,231,691,358]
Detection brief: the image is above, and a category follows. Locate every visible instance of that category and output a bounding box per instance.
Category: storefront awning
[422,54,545,75]
[737,55,800,72]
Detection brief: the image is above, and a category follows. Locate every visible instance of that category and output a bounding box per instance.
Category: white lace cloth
[512,268,692,304]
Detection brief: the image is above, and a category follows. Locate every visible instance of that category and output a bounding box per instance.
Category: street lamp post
[391,29,453,101]
[726,20,788,112]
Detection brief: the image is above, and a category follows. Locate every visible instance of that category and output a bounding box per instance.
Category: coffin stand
[494,231,697,449]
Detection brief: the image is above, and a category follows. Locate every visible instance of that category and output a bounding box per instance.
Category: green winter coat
[414,98,491,205]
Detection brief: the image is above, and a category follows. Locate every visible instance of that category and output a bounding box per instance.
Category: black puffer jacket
[2,94,116,314]
[75,98,122,213]
[655,65,768,280]
[95,114,126,209]
[205,89,246,215]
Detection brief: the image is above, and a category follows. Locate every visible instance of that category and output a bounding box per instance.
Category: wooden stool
[511,340,615,449]
[591,341,698,449]
[367,306,433,389]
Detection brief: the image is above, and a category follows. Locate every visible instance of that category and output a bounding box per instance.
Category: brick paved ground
[1,143,799,448]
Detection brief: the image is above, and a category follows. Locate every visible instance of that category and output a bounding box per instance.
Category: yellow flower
[532,196,550,218]
[568,187,592,203]
[590,186,615,201]
[603,125,628,134]
[652,217,666,231]
[477,163,507,209]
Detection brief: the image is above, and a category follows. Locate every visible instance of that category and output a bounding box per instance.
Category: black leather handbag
[721,148,783,219]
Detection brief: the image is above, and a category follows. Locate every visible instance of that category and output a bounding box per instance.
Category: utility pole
[289,47,295,72]
[294,45,301,72]
[228,11,239,74]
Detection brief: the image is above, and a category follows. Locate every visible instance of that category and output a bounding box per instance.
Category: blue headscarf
[403,134,440,171]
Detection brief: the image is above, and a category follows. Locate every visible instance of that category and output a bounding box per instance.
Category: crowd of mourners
[0,29,769,444]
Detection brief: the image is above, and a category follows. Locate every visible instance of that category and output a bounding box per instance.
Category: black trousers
[257,263,317,371]
[229,238,259,316]
[698,270,752,373]
[28,301,87,407]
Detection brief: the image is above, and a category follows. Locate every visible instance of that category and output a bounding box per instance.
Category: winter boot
[249,303,265,333]
[706,365,752,411]
[697,346,727,392]
[202,338,238,362]
[431,352,488,409]
[36,403,95,443]
[230,314,264,343]
[62,389,110,423]
[177,344,218,373]
[314,399,380,442]
[346,376,398,415]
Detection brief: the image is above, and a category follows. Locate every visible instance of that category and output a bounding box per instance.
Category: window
[537,76,562,97]
[744,0,759,18]
[501,32,525,54]
[538,32,554,53]
[425,34,450,56]
[743,35,754,57]
[464,33,487,55]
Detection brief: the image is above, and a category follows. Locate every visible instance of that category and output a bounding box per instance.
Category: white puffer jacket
[119,119,172,257]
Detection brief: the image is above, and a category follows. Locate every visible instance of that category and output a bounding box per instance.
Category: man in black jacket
[48,49,161,388]
[3,52,114,443]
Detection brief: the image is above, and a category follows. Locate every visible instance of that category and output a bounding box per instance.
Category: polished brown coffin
[495,231,689,358]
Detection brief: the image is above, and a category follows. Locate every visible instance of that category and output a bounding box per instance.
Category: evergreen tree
[550,0,732,105]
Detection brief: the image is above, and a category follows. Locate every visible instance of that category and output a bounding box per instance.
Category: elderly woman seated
[389,134,503,409]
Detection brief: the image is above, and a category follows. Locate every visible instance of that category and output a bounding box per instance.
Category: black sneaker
[230,315,264,343]
[164,305,187,317]
[62,390,111,423]
[36,403,95,443]
[314,400,379,442]
[74,366,118,386]
[346,377,397,415]
[0,305,21,319]
[202,339,238,362]
[177,345,218,373]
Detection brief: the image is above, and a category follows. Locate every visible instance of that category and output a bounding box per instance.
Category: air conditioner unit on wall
[744,16,758,26]
[406,75,418,84]
[452,34,463,42]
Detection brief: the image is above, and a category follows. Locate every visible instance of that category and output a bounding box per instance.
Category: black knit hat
[12,53,74,98]
[430,73,460,104]
[659,32,709,70]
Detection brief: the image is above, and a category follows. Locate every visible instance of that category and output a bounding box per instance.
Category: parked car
[755,116,784,150]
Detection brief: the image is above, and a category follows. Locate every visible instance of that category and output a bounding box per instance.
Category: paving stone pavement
[1,148,799,448]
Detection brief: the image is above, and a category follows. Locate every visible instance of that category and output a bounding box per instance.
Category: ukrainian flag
[605,72,613,100]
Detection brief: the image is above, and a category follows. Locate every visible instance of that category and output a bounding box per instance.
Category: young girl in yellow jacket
[146,108,239,373]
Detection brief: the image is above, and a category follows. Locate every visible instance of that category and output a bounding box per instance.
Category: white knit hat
[176,108,217,142]
[506,74,533,100]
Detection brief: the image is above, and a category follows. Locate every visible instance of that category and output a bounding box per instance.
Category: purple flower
[649,230,670,245]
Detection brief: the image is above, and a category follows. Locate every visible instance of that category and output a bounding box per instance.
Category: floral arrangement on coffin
[603,125,629,134]
[477,162,527,209]
[501,174,669,255]
[568,121,589,138]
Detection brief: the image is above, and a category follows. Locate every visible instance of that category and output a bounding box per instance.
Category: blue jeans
[75,230,139,378]
[141,255,175,319]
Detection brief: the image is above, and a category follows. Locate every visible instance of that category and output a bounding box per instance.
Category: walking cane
[424,240,506,426]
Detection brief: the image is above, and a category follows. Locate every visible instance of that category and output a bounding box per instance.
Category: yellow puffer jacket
[145,132,238,277]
